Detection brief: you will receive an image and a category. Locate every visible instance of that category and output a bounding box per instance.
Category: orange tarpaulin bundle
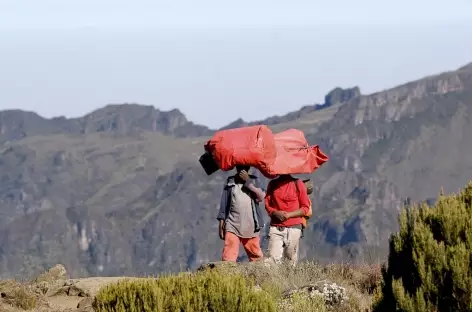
[204,125,277,172]
[201,125,328,178]
[265,128,329,176]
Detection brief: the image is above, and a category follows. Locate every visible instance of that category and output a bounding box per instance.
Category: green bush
[93,270,276,312]
[374,181,472,312]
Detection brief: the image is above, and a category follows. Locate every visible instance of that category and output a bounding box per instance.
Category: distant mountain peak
[219,86,361,130]
[459,62,472,71]
[78,104,210,137]
[0,104,211,142]
[321,86,361,108]
[220,118,246,130]
[167,108,185,115]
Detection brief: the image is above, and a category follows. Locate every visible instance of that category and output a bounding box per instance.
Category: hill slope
[0,63,471,279]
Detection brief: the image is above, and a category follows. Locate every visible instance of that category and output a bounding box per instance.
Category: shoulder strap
[293,177,299,194]
[293,178,301,202]
[268,179,278,208]
[225,176,235,207]
[225,185,235,218]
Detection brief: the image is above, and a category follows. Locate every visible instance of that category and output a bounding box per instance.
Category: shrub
[93,270,276,312]
[374,181,472,312]
[240,260,375,312]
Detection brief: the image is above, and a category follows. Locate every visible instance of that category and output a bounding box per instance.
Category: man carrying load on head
[217,166,266,262]
[264,174,311,266]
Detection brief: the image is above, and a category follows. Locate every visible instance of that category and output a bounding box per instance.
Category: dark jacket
[217,175,265,233]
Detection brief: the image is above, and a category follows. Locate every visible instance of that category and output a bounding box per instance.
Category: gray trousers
[266,225,302,266]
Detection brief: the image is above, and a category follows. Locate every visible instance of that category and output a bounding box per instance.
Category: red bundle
[204,125,277,172]
[202,125,328,178]
[265,128,328,176]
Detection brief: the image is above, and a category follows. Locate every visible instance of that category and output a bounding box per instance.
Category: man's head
[278,174,292,181]
[236,165,250,173]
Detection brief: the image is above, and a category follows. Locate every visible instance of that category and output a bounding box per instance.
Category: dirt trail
[47,296,83,310]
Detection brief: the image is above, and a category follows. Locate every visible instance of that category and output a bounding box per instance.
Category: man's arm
[265,182,289,222]
[244,178,266,203]
[264,182,277,216]
[217,186,229,221]
[286,180,310,218]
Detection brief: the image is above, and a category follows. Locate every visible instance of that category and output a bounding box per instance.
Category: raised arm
[244,178,266,202]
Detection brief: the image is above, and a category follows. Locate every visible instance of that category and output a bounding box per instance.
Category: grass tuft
[0,280,38,310]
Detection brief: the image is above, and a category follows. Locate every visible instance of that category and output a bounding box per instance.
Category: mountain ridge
[0,61,471,279]
[2,60,470,139]
[0,85,362,141]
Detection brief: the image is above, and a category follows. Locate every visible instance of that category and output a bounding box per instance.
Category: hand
[219,220,225,240]
[285,209,305,219]
[238,170,250,182]
[272,211,288,222]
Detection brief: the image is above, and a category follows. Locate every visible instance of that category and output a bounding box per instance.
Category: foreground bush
[93,270,276,312]
[374,182,472,311]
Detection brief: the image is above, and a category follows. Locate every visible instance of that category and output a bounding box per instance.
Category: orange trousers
[222,232,263,262]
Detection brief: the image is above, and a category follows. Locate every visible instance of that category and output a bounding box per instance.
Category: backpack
[293,178,313,229]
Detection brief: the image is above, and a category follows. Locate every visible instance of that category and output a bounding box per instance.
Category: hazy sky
[1,0,472,128]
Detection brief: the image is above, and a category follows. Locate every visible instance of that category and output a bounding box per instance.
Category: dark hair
[236,165,250,172]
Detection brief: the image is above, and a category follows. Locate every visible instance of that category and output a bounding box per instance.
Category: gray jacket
[216,175,266,233]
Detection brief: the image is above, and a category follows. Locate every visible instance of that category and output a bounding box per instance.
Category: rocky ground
[0,261,381,311]
[0,264,139,312]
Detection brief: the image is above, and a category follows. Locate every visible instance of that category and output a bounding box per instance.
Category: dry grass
[202,260,384,312]
[0,280,38,310]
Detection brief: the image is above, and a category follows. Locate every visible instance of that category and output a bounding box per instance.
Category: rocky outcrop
[281,281,348,306]
[1,264,144,311]
[322,86,361,108]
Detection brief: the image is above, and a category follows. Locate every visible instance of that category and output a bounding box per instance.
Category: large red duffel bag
[204,125,277,173]
[265,128,328,176]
